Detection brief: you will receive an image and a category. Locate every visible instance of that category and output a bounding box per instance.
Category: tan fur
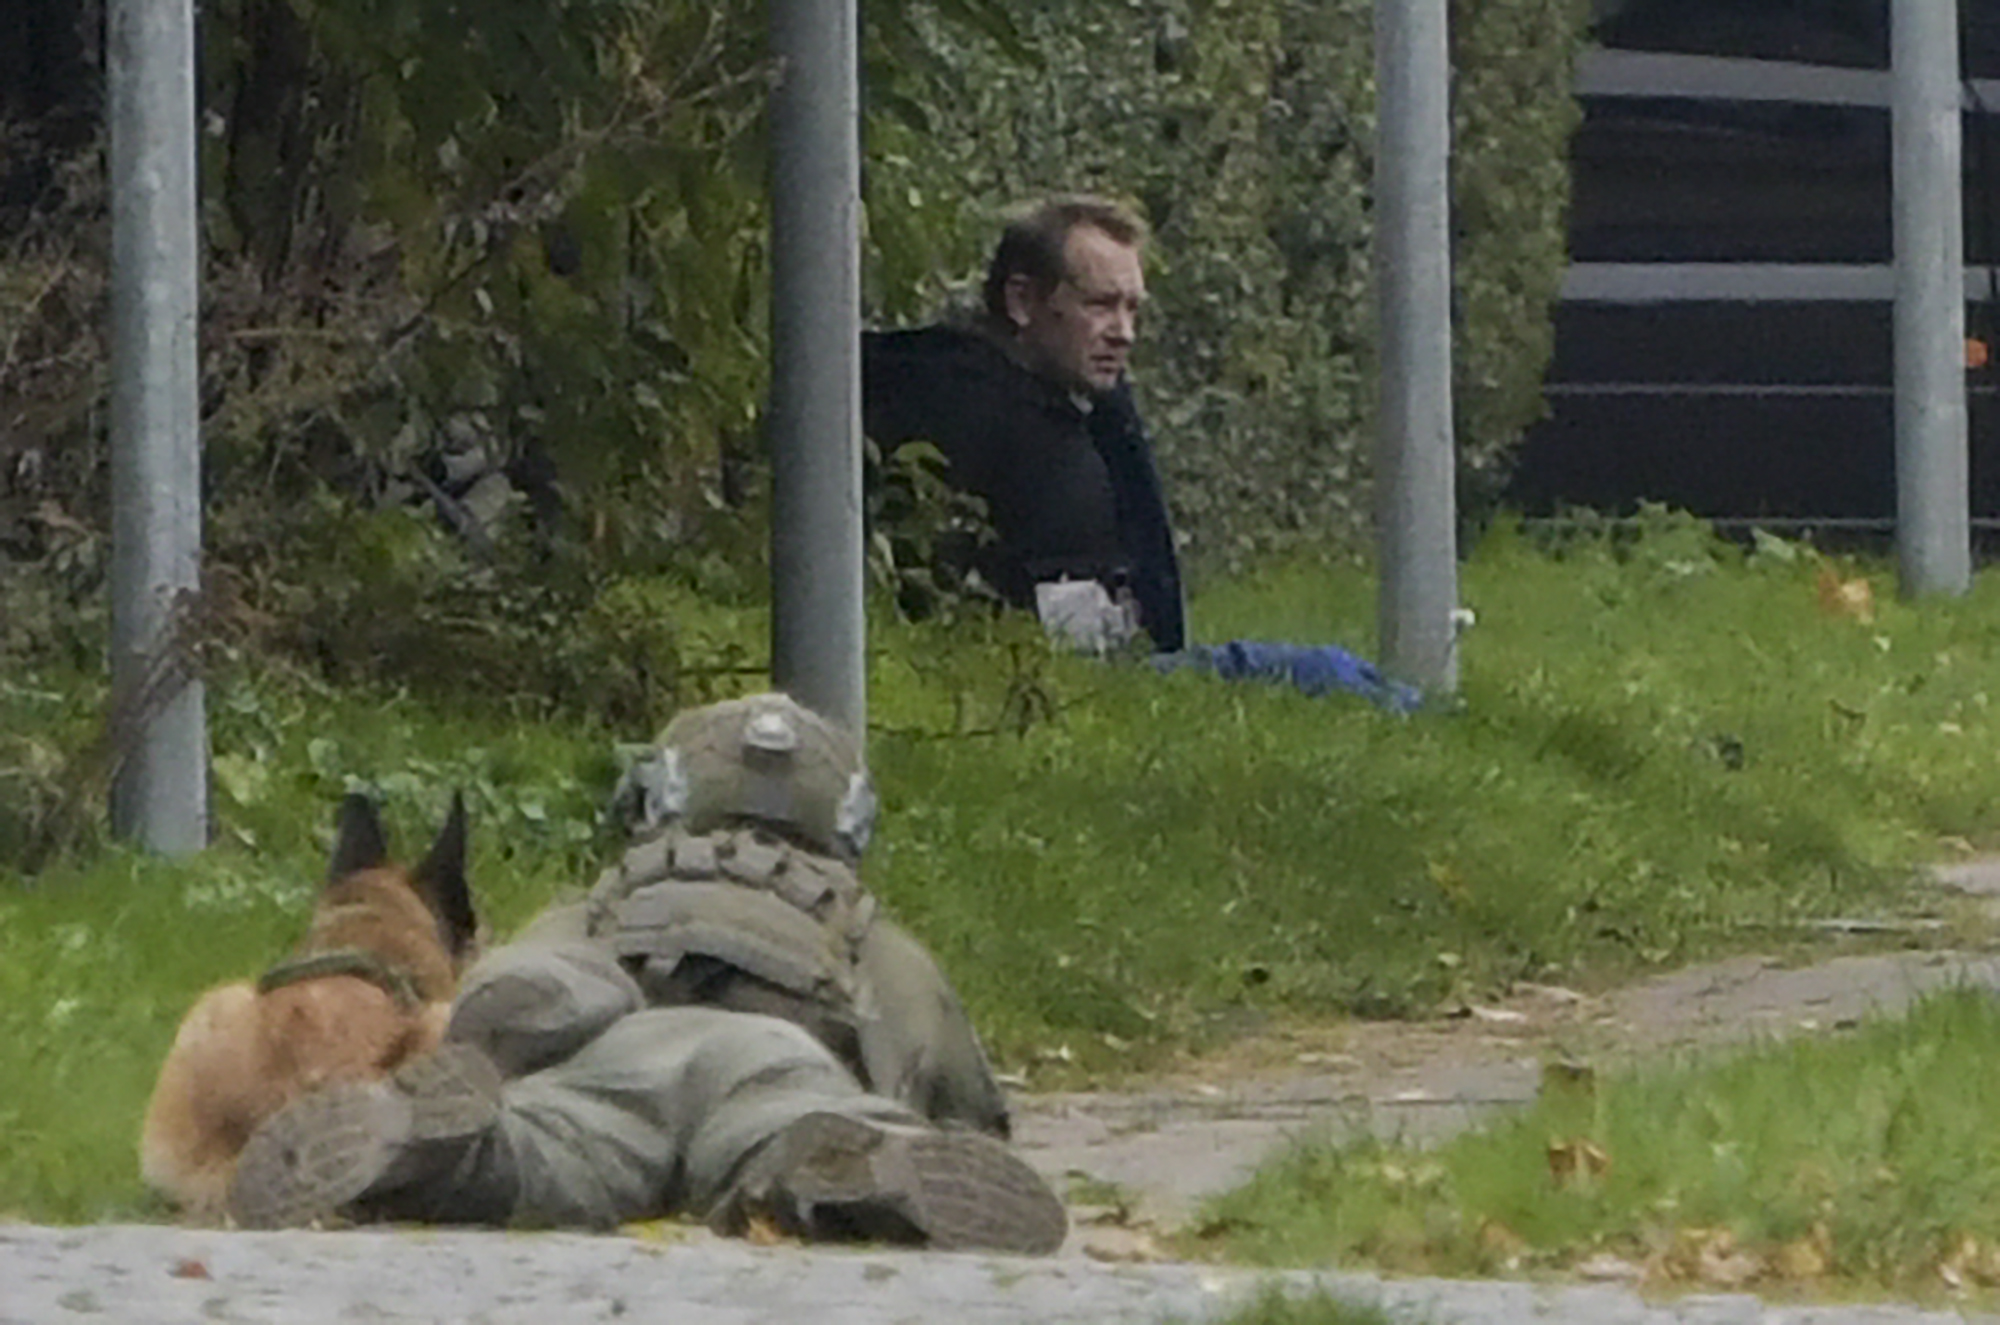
[140,851,475,1221]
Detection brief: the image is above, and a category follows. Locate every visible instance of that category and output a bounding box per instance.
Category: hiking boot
[716,1112,1068,1255]
[229,1042,504,1230]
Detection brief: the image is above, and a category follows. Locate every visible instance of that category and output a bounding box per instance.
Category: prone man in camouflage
[228,693,1067,1254]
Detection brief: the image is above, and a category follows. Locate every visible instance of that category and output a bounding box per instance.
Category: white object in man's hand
[1034,579,1139,655]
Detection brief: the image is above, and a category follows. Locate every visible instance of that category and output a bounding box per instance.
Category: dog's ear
[415,791,478,955]
[328,793,390,881]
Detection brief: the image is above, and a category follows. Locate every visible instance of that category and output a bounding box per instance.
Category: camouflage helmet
[619,692,876,860]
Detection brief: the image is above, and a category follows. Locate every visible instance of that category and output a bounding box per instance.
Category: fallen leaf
[1816,566,1876,623]
[1773,1235,1828,1280]
[1516,982,1585,1005]
[1080,1227,1165,1263]
[1575,1252,1643,1281]
[168,1259,210,1280]
[1660,1227,1764,1289]
[1700,1246,1763,1288]
[1937,1231,2000,1287]
[1479,1219,1528,1258]
[1547,1138,1612,1189]
[1068,1204,1130,1228]
[743,1213,790,1247]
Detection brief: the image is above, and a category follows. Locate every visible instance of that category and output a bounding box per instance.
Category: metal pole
[1374,0,1460,695]
[1893,0,1971,598]
[768,0,866,740]
[108,0,207,851]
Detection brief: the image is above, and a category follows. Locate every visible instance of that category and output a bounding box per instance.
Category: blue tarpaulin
[1155,641,1423,713]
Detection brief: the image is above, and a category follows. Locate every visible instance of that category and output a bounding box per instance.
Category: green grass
[8,512,2000,1220]
[1208,1285,1404,1325]
[1191,987,2000,1299]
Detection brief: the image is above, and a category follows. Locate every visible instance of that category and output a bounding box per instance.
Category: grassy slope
[1192,988,2000,1301]
[7,516,2000,1221]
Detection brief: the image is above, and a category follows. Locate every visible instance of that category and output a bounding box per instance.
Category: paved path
[6,1224,1998,1324]
[1016,948,2000,1226]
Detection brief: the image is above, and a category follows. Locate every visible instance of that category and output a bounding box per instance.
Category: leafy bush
[0,0,1587,739]
[903,0,1590,572]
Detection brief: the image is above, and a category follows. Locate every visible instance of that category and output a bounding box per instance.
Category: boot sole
[774,1112,1068,1255]
[229,1043,501,1230]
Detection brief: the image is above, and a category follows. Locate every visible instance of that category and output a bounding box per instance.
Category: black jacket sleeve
[1088,383,1186,653]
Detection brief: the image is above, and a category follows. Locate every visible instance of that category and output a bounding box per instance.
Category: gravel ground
[7,1223,2000,1325]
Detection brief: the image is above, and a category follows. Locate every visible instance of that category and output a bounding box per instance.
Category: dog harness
[256,949,426,1011]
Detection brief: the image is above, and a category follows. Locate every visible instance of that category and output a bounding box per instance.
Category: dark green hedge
[1,0,1587,673]
[903,0,1590,572]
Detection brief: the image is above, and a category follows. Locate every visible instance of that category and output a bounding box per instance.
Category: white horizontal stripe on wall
[1563,262,2000,303]
[1576,49,2000,112]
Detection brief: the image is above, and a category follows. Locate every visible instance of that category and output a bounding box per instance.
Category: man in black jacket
[863,196,1186,653]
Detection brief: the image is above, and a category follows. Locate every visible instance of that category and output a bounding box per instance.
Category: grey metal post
[768,0,866,739]
[1893,0,1971,598]
[108,0,207,851]
[1374,0,1460,694]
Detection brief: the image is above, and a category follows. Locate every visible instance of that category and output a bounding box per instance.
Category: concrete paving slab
[5,1224,1999,1325]
[1014,947,2000,1228]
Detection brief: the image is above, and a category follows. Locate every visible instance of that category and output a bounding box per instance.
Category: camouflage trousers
[430,903,922,1229]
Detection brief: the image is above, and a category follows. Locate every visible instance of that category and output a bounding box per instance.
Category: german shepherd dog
[140,792,479,1220]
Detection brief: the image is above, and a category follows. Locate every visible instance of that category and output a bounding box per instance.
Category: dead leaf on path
[168,1258,210,1280]
[1080,1226,1166,1263]
[1575,1252,1643,1281]
[743,1213,791,1247]
[1700,1247,1763,1288]
[1069,1204,1132,1228]
[1658,1227,1764,1288]
[1515,982,1585,1006]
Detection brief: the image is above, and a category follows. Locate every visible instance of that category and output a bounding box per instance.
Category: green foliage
[1208,1286,1404,1325]
[198,0,780,536]
[1195,989,2000,1299]
[1451,0,1590,522]
[865,439,1002,621]
[3,0,1585,710]
[0,677,615,1221]
[898,0,1590,571]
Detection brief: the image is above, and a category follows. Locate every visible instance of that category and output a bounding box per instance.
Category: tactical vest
[584,825,879,1023]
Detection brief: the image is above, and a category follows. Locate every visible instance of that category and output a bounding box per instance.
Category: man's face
[1006,224,1147,394]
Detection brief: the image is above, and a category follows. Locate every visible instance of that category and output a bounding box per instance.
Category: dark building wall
[1504,0,2000,527]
